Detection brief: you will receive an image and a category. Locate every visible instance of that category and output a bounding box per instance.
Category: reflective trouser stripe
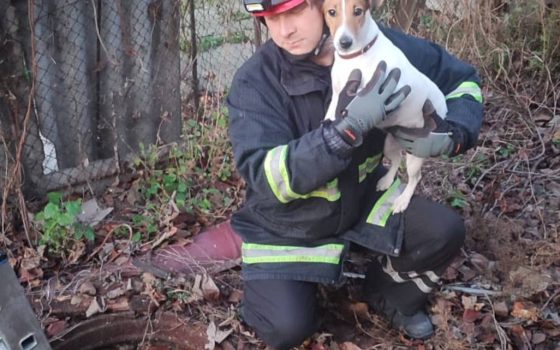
[380,256,440,294]
[264,145,340,203]
[358,154,382,183]
[242,243,344,265]
[407,270,440,284]
[366,179,403,227]
[446,81,483,103]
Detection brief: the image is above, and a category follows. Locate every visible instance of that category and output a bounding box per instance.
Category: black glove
[391,99,468,157]
[333,61,410,147]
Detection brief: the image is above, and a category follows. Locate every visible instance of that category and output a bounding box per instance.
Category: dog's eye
[353,7,364,16]
[327,9,336,17]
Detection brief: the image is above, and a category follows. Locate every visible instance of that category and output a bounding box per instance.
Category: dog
[323,0,448,213]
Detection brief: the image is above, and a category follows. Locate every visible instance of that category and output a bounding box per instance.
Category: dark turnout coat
[227,26,484,284]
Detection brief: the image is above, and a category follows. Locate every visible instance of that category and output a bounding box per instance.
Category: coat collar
[277,45,331,96]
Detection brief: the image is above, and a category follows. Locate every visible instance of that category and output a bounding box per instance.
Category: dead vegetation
[1,0,559,349]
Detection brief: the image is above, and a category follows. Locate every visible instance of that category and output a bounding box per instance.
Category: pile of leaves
[2,0,559,349]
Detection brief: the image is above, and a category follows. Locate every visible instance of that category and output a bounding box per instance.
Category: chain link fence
[0,0,262,199]
[181,0,261,111]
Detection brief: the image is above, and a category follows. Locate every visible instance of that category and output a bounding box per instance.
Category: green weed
[34,192,94,256]
[497,144,516,158]
[464,153,489,185]
[447,190,469,209]
[129,105,236,243]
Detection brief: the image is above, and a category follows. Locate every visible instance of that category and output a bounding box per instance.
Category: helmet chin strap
[284,24,330,61]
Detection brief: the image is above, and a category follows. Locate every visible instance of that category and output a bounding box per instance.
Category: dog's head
[323,0,378,55]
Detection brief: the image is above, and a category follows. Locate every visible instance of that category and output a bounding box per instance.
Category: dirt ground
[3,10,560,350]
[5,79,555,350]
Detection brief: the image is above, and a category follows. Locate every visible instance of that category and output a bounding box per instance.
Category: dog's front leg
[377,134,402,192]
[325,95,338,121]
[325,65,347,121]
[392,153,424,213]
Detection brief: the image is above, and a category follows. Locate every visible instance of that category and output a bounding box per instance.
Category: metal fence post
[188,0,200,114]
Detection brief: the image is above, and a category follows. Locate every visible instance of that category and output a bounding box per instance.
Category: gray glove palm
[334,61,410,146]
[391,100,466,158]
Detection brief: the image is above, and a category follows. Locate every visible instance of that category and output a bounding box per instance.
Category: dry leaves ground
[3,1,560,349]
[9,81,557,350]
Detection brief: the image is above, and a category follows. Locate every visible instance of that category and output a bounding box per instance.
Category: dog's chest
[332,45,402,93]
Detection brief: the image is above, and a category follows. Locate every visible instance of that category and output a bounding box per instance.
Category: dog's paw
[376,175,394,192]
[391,195,411,214]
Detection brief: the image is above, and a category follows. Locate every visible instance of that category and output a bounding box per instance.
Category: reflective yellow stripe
[306,179,340,201]
[264,145,292,203]
[264,145,340,203]
[446,81,483,103]
[366,179,402,227]
[242,242,344,265]
[243,255,341,264]
[358,154,382,183]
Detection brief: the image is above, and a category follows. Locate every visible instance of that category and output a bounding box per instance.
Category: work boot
[367,295,434,339]
[389,309,434,339]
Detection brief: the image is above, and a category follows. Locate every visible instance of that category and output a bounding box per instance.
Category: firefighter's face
[264,2,325,56]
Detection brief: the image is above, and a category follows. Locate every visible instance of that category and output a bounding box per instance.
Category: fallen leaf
[219,341,236,350]
[70,295,83,306]
[469,252,493,272]
[107,297,130,312]
[511,301,539,322]
[19,267,43,285]
[68,241,86,264]
[77,199,113,227]
[461,295,484,311]
[509,267,553,295]
[106,287,126,299]
[340,342,362,350]
[431,298,452,328]
[349,302,370,320]
[46,320,66,338]
[227,289,243,304]
[201,274,220,301]
[463,309,481,323]
[206,321,217,350]
[187,275,204,303]
[78,281,97,296]
[151,226,178,250]
[20,254,40,270]
[142,272,157,285]
[86,298,103,318]
[531,332,546,345]
[311,343,329,350]
[493,301,509,318]
[215,328,233,344]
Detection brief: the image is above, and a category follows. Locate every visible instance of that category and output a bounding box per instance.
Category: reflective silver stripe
[366,179,403,227]
[264,145,340,203]
[446,82,483,103]
[264,145,292,203]
[381,257,433,294]
[382,256,405,282]
[408,270,440,284]
[358,154,382,183]
[242,243,344,265]
[411,277,433,293]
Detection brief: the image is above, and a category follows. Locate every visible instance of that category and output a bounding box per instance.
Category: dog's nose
[339,35,353,49]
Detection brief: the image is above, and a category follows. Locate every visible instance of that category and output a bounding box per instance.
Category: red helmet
[244,0,306,17]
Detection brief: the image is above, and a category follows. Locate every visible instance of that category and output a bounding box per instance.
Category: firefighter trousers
[240,196,466,350]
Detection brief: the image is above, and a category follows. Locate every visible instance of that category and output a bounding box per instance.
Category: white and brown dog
[323,0,447,213]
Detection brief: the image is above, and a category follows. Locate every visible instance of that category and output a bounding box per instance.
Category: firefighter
[227,0,484,348]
